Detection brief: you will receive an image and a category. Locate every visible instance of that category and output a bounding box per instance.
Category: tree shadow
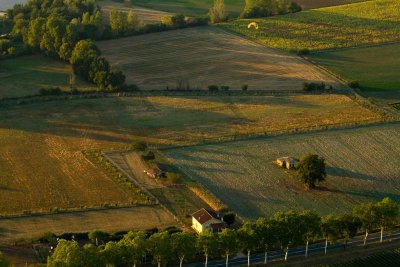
[326,166,377,181]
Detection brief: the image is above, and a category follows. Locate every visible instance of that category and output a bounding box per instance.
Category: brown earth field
[97,26,342,91]
[0,206,175,245]
[0,94,383,215]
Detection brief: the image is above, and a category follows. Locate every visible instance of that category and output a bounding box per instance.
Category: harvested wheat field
[0,206,175,244]
[97,26,341,90]
[0,95,382,214]
[165,124,400,219]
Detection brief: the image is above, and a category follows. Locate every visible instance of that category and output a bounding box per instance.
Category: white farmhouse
[191,208,225,234]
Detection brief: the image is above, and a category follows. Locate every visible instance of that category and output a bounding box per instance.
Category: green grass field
[165,124,400,219]
[222,0,400,51]
[129,0,368,17]
[0,95,383,214]
[0,55,94,99]
[310,43,400,94]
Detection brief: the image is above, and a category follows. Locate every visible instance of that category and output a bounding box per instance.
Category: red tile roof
[192,208,218,224]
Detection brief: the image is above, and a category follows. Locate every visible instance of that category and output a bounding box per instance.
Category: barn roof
[192,208,219,225]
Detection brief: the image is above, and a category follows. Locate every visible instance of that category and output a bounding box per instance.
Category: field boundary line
[102,152,187,228]
[158,121,400,151]
[0,204,157,220]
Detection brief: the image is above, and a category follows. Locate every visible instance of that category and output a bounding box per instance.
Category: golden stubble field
[97,26,342,90]
[0,95,383,215]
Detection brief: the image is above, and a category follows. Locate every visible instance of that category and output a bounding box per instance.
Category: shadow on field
[326,166,376,181]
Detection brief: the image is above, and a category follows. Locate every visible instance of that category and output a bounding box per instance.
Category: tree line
[0,0,209,91]
[43,198,399,267]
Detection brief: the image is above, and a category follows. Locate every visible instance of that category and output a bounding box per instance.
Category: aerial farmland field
[165,123,400,219]
[0,55,94,99]
[310,43,400,102]
[130,0,368,17]
[0,94,383,214]
[222,0,400,51]
[97,26,341,90]
[98,0,172,24]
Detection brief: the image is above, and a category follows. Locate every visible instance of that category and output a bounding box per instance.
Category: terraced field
[165,124,400,219]
[98,26,341,90]
[223,0,400,51]
[0,95,383,214]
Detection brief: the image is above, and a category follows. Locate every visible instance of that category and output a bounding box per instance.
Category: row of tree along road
[38,198,399,267]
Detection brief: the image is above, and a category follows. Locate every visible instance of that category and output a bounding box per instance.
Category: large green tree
[197,230,218,267]
[320,215,341,255]
[218,228,238,267]
[272,210,305,261]
[353,202,379,246]
[296,154,327,189]
[255,217,276,264]
[147,231,172,267]
[119,231,147,267]
[337,213,362,249]
[171,232,196,267]
[238,223,258,266]
[375,197,399,243]
[299,210,321,257]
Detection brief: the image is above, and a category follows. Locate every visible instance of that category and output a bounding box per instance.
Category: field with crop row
[98,0,172,24]
[222,0,400,51]
[131,0,368,17]
[165,124,400,219]
[0,95,383,214]
[98,26,341,90]
[0,55,94,99]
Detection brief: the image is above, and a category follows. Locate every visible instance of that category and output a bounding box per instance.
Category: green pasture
[222,0,400,51]
[0,55,94,99]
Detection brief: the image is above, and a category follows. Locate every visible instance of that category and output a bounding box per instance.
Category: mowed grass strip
[0,95,383,214]
[222,0,400,51]
[310,43,400,93]
[0,55,94,99]
[97,26,340,90]
[165,124,400,219]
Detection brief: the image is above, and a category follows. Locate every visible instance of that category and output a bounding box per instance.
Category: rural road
[185,231,400,267]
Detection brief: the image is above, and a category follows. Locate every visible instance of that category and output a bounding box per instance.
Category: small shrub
[222,211,236,226]
[348,81,360,89]
[166,172,182,184]
[241,84,248,91]
[208,85,219,92]
[131,141,147,151]
[302,82,326,91]
[220,85,230,91]
[142,151,155,161]
[289,2,302,13]
[297,48,310,56]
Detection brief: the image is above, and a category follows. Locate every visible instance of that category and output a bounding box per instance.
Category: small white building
[276,157,298,170]
[0,11,6,17]
[191,208,225,234]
